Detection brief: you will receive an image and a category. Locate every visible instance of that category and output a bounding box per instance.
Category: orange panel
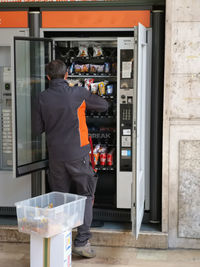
[77,100,89,147]
[0,11,28,28]
[42,10,150,28]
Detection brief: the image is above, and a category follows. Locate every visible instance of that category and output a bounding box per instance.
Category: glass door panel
[14,37,52,177]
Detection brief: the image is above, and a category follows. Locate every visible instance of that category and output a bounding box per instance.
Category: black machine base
[93,208,151,224]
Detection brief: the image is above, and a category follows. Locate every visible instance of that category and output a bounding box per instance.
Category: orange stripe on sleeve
[77,100,89,147]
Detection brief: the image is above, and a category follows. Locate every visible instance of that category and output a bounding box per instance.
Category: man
[33,59,108,258]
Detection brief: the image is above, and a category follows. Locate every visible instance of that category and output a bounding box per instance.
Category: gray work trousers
[48,154,98,247]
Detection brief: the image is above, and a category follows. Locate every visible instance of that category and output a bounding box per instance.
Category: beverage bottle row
[89,145,115,167]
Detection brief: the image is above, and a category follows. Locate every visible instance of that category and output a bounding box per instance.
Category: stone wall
[163,0,200,248]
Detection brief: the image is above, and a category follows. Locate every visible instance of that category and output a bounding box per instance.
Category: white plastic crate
[15,192,86,238]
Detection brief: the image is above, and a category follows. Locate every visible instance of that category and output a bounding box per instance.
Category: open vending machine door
[132,23,150,238]
[13,37,52,178]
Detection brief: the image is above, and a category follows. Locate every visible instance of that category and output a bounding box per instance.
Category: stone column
[163,0,200,248]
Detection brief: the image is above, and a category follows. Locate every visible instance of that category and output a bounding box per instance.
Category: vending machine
[13,23,151,237]
[0,28,31,214]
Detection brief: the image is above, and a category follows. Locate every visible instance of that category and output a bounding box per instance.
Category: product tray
[69,56,117,63]
[68,73,114,77]
[96,165,115,171]
[86,115,115,119]
[15,192,86,238]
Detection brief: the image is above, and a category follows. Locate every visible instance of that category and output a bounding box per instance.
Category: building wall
[163,0,200,248]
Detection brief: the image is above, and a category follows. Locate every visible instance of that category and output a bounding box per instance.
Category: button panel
[0,67,12,169]
[120,104,132,171]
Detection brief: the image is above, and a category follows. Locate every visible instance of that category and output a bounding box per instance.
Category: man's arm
[31,96,45,135]
[84,89,109,112]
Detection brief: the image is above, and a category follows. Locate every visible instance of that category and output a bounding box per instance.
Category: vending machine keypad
[0,67,12,170]
[120,104,132,171]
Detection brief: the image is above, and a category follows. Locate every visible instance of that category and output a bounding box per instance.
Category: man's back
[34,78,108,161]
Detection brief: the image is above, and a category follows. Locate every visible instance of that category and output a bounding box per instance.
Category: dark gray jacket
[33,79,108,161]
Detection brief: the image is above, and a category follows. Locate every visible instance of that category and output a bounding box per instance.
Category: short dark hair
[45,59,67,80]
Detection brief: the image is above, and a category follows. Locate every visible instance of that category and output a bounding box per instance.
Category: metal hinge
[133,121,137,131]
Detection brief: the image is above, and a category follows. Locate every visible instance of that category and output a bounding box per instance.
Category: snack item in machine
[93,144,101,166]
[96,64,104,73]
[98,81,109,96]
[106,84,113,95]
[91,82,99,94]
[84,78,94,91]
[93,44,103,57]
[107,148,115,166]
[74,64,82,73]
[98,82,106,96]
[99,147,107,166]
[80,64,89,73]
[104,62,110,74]
[68,62,75,74]
[77,44,88,57]
[112,62,117,75]
[90,64,104,74]
[90,64,97,73]
[67,79,82,87]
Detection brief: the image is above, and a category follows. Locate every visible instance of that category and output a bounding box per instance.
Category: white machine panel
[117,38,134,209]
[0,28,31,209]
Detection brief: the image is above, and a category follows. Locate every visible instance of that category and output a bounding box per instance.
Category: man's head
[45,59,68,80]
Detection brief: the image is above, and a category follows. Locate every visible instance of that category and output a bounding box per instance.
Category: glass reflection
[15,40,51,166]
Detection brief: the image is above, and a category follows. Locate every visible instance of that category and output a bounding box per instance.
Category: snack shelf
[86,115,115,119]
[91,143,116,148]
[68,74,116,78]
[101,95,115,99]
[95,165,115,171]
[70,56,116,63]
[88,130,116,137]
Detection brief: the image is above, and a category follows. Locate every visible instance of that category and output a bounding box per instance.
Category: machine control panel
[120,103,132,171]
[118,38,134,172]
[0,67,12,169]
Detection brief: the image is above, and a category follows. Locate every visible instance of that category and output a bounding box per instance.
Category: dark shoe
[72,242,96,258]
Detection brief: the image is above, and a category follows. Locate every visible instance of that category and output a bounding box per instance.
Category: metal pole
[150,10,165,223]
[29,11,40,38]
[29,11,42,197]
